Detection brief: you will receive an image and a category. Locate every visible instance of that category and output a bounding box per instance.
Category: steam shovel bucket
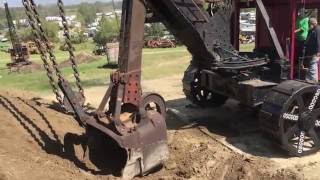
[121,111,169,178]
[86,110,169,179]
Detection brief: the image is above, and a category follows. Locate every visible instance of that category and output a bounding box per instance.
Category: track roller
[260,80,320,156]
[183,66,228,107]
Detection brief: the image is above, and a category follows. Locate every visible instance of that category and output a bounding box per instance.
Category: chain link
[22,0,64,108]
[27,0,64,81]
[57,0,85,99]
[23,0,87,108]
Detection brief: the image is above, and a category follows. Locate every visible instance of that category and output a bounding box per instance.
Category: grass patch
[0,42,190,95]
[239,43,255,52]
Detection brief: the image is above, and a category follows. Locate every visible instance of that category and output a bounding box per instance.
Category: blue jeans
[306,56,319,81]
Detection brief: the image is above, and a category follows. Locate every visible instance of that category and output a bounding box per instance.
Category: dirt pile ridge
[8,62,42,73]
[0,90,91,180]
[146,117,300,180]
[0,90,301,180]
[59,52,99,68]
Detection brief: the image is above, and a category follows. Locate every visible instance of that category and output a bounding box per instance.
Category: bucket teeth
[121,112,169,179]
[122,141,169,179]
[85,110,169,179]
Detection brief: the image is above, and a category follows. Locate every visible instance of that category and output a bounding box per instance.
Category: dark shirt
[305,25,320,56]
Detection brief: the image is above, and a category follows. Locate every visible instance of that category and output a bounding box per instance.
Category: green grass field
[239,43,255,52]
[0,41,190,95]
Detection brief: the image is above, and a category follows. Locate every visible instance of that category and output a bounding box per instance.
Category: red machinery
[233,0,320,79]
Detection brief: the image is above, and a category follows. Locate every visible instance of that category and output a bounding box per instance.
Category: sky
[2,0,116,7]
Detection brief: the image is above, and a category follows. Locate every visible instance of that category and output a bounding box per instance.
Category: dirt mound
[9,62,42,73]
[0,91,91,180]
[59,52,99,68]
[0,90,301,180]
[147,122,300,180]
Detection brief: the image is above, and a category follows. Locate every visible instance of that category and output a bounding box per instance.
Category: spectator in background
[305,17,320,81]
[295,9,309,61]
[295,9,309,42]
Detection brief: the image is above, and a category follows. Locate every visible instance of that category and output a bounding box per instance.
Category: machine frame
[19,0,320,178]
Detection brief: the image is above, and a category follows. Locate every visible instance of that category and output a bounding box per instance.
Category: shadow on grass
[98,63,118,69]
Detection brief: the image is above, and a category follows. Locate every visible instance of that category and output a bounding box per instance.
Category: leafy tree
[93,16,119,45]
[42,21,60,42]
[77,3,97,26]
[70,29,88,44]
[17,28,33,41]
[10,21,60,43]
[0,20,6,30]
[93,2,104,13]
[145,23,166,38]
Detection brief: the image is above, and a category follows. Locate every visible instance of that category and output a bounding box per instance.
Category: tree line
[0,1,123,43]
[0,1,168,46]
[0,1,122,29]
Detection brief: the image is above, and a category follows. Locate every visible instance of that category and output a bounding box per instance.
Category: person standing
[295,9,309,61]
[304,17,320,81]
[295,10,309,43]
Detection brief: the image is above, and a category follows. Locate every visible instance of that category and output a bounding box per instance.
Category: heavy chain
[57,0,85,99]
[27,0,64,81]
[22,0,64,107]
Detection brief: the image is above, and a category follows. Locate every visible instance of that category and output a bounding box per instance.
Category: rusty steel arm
[59,0,147,132]
[117,0,146,106]
[58,0,146,128]
[256,0,285,58]
[4,1,19,47]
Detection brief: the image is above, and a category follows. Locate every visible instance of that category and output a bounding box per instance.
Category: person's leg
[295,40,305,79]
[306,56,319,81]
[295,40,303,61]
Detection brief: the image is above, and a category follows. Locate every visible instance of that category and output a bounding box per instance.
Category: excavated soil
[8,62,42,73]
[5,52,98,73]
[59,52,99,68]
[0,90,301,180]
